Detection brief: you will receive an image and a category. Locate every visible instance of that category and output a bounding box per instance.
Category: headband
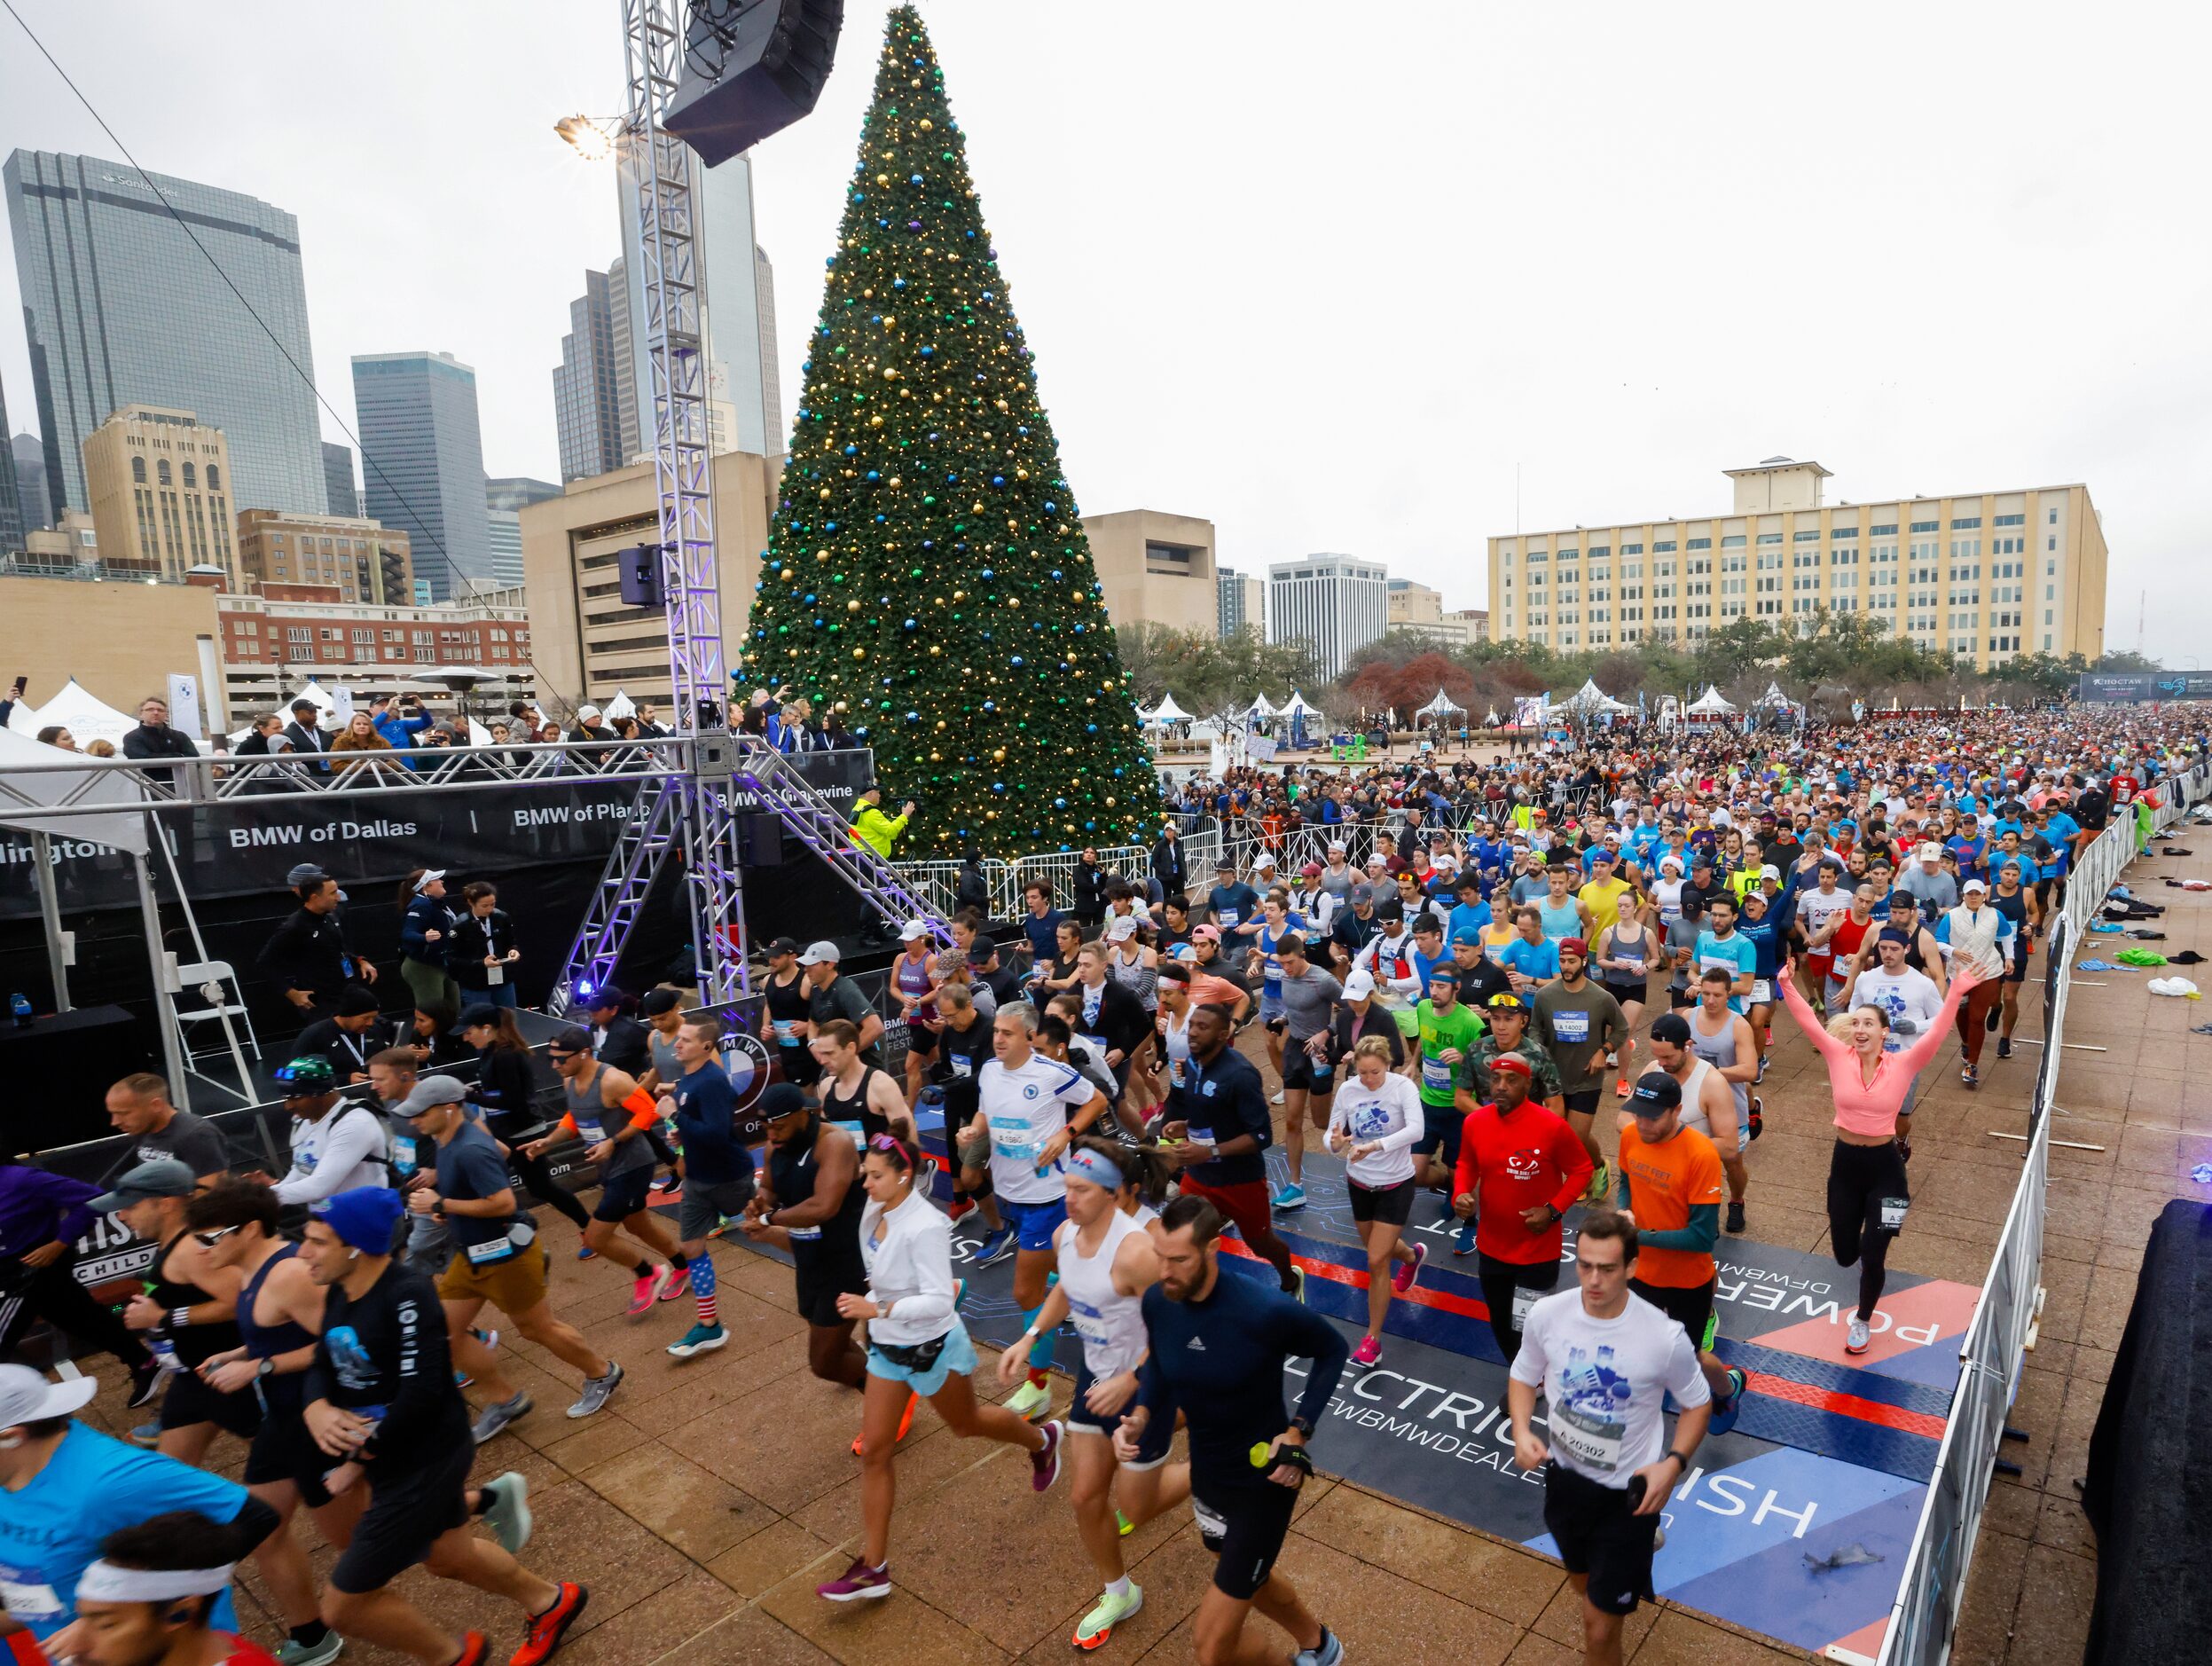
[1063,1147,1126,1190]
[76,1558,237,1603]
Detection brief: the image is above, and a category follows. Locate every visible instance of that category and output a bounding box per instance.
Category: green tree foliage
[741,8,1151,855]
[1116,624,1321,718]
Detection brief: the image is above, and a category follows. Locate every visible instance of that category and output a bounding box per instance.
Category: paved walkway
[67,861,2208,1664]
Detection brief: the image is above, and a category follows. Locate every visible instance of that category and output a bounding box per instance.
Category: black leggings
[1827,1139,1909,1321]
[0,1256,154,1373]
[1478,1253,1562,1364]
[508,1147,592,1230]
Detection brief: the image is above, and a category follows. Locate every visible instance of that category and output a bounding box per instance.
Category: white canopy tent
[1279,690,1319,720]
[8,680,140,749]
[601,689,638,721]
[1414,688,1467,725]
[286,680,337,711]
[1244,692,1279,720]
[1142,691,1194,727]
[1686,685,1738,717]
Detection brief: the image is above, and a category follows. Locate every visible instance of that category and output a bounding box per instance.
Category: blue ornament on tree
[1010,656,1025,669]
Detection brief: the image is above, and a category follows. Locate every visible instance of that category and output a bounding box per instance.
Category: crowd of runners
[0,706,2201,1666]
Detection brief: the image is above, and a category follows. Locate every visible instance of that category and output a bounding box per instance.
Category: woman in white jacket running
[1326,1035,1430,1366]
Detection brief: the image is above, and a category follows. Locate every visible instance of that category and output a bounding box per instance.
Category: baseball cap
[1342,969,1377,999]
[765,935,803,957]
[1105,916,1139,940]
[642,987,683,1017]
[1452,925,1482,947]
[90,1158,196,1214]
[286,862,331,887]
[1350,884,1376,906]
[1630,1074,1683,1114]
[797,940,842,966]
[396,1074,469,1117]
[1327,840,1347,854]
[1649,1012,1692,1046]
[1299,862,1322,878]
[585,989,624,1012]
[898,919,931,941]
[1962,877,1988,894]
[1252,852,1278,869]
[1917,841,1943,861]
[1488,1054,1532,1080]
[758,1082,810,1122]
[1167,944,1197,963]
[1760,864,1782,881]
[547,1025,595,1058]
[273,1056,336,1096]
[310,1185,404,1252]
[1558,937,1588,957]
[0,1364,96,1427]
[459,1002,504,1028]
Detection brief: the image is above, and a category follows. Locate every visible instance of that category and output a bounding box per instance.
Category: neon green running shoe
[1073,1583,1143,1650]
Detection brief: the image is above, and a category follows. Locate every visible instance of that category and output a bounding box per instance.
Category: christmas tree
[742,5,1155,858]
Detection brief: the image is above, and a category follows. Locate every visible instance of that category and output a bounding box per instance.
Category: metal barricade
[1871,759,2211,1666]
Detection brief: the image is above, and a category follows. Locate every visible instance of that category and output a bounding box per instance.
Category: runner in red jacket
[1451,1057,1594,1364]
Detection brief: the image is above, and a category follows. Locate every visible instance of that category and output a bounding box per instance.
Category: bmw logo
[719,1033,773,1111]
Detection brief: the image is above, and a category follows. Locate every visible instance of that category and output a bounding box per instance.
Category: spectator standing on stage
[396,868,461,1025]
[0,1160,161,1403]
[292,986,384,1085]
[103,1074,230,1186]
[850,786,914,861]
[257,868,377,1021]
[370,694,433,766]
[280,699,329,767]
[450,881,522,1010]
[583,991,651,1074]
[954,845,992,917]
[121,696,198,763]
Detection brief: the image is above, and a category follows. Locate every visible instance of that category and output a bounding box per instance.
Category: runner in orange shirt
[1613,1074,1745,1433]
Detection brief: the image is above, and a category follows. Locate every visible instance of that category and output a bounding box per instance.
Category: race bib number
[485,964,505,986]
[1511,1285,1542,1329]
[771,1018,798,1041]
[1879,1196,1910,1231]
[830,1119,867,1151]
[1218,908,1241,929]
[1551,1011,1591,1043]
[1615,956,1645,974]
[788,1224,822,1241]
[989,1114,1038,1164]
[949,1054,974,1078]
[1420,1056,1455,1092]
[0,1562,61,1623]
[1550,1400,1625,1473]
[576,1119,607,1144]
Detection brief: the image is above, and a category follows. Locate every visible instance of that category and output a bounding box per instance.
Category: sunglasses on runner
[191,1223,245,1250]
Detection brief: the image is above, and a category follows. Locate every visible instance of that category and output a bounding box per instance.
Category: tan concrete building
[520,452,781,709]
[1387,578,1481,647]
[1487,457,2108,672]
[0,572,219,715]
[17,509,98,570]
[1080,509,1219,636]
[1448,606,1490,643]
[82,405,237,583]
[235,509,413,605]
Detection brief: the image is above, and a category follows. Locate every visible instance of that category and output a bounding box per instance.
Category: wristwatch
[1288,1414,1314,1439]
[256,1358,275,1380]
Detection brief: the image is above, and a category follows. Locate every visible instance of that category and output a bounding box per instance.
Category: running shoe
[272,1633,343,1666]
[1584,1159,1612,1205]
[1845,1318,1871,1356]
[1746,1097,1763,1141]
[478,1471,533,1555]
[126,1359,173,1411]
[1452,1221,1476,1258]
[575,1245,596,1261]
[1290,1266,1308,1305]
[1030,1418,1064,1491]
[1351,1335,1382,1368]
[1708,1368,1747,1435]
[1996,1037,2012,1059]
[652,1172,682,1194]
[816,1557,890,1601]
[510,1581,588,1666]
[1292,1626,1345,1666]
[128,1419,160,1449]
[1271,1089,1286,1105]
[1725,1200,1746,1236]
[666,1324,726,1359]
[946,1197,976,1225]
[450,1633,489,1666]
[1961,1064,1979,1090]
[1271,1182,1307,1211]
[1073,1583,1144,1650]
[1615,1076,1633,1099]
[567,1361,624,1418]
[658,1266,687,1301]
[1985,1003,2002,1033]
[953,1277,968,1312]
[1004,1379,1051,1420]
[1392,1241,1428,1294]
[628,1265,674,1315]
[471,1392,532,1446]
[851,1389,918,1457]
[974,1225,1018,1267]
[1755,1054,1768,1085]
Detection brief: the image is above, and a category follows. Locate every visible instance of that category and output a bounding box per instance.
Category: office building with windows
[1486,457,2107,672]
[1080,509,1218,635]
[1267,555,1387,680]
[351,350,493,601]
[1387,578,1483,648]
[1218,567,1264,640]
[322,442,359,518]
[82,405,237,582]
[9,433,47,537]
[553,269,626,483]
[234,508,412,605]
[484,475,560,591]
[0,373,22,555]
[4,150,326,517]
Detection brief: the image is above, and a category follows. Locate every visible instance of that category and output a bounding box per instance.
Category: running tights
[507,1148,592,1230]
[1955,978,2004,1068]
[1827,1140,1910,1321]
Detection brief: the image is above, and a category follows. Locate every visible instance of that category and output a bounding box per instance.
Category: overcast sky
[4,2,2207,659]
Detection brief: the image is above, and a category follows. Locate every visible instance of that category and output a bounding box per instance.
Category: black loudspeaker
[741,813,785,867]
[618,545,663,608]
[665,0,844,166]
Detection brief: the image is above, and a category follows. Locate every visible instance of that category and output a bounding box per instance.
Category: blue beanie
[311,1186,404,1253]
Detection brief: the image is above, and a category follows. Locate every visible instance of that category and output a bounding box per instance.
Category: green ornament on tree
[742,4,1153,857]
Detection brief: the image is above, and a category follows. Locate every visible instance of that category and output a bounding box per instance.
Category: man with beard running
[1115,1196,1349,1666]
[1157,1003,1304,1302]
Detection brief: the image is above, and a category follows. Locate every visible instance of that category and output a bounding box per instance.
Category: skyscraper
[615,149,782,459]
[323,441,359,517]
[484,475,560,592]
[552,270,625,482]
[351,350,492,601]
[1267,555,1387,680]
[0,373,22,556]
[4,150,326,517]
[10,434,48,532]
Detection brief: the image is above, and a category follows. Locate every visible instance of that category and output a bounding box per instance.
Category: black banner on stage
[0,750,874,920]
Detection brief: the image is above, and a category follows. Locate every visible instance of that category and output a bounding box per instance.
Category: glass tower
[4,149,326,517]
[351,350,492,601]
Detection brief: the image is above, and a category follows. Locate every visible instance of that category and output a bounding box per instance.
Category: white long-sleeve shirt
[859,1187,959,1347]
[272,1102,391,1205]
[1325,1070,1424,1188]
